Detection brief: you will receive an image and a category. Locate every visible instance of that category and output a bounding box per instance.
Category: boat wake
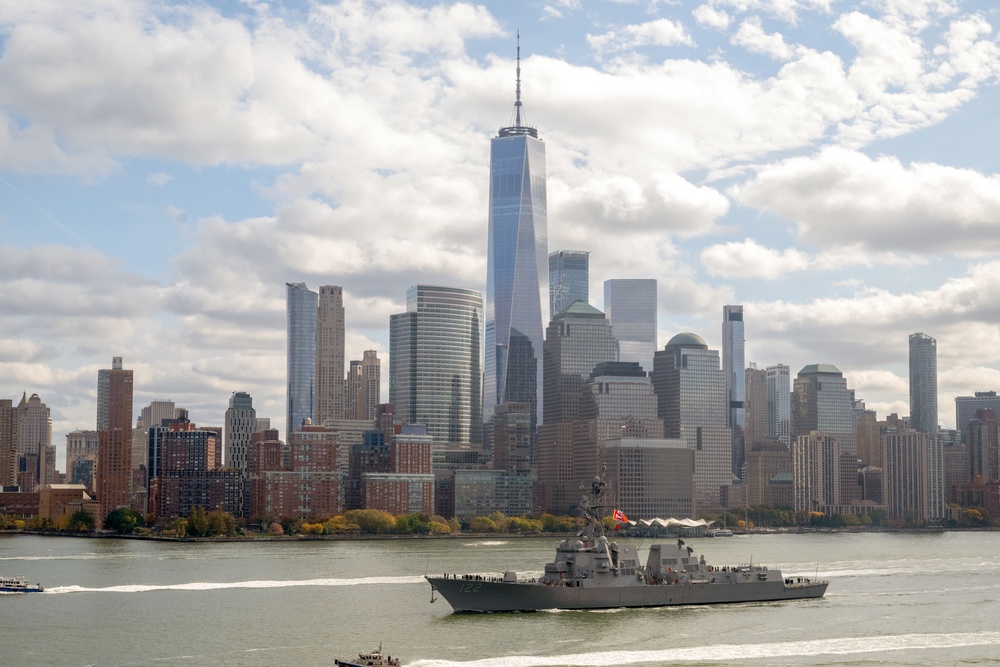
[406,631,1000,666]
[43,575,426,594]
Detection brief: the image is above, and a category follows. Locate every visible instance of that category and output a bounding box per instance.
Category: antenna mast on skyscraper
[500,31,538,138]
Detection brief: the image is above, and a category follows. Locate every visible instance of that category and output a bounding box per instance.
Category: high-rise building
[16,393,53,491]
[225,391,256,474]
[603,279,657,373]
[573,362,664,514]
[791,364,856,454]
[97,357,134,520]
[0,399,17,487]
[389,285,483,444]
[766,364,791,446]
[967,409,998,481]
[286,282,318,440]
[65,430,98,490]
[956,392,1000,443]
[347,350,381,420]
[548,250,589,318]
[537,301,617,513]
[16,392,52,458]
[882,428,945,522]
[141,400,178,432]
[651,333,731,511]
[316,285,346,423]
[909,333,938,435]
[541,301,618,426]
[484,39,547,428]
[792,432,849,513]
[744,365,768,448]
[651,333,729,448]
[722,305,746,479]
[604,437,694,520]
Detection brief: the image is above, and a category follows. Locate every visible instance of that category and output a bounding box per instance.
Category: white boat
[0,576,44,593]
[707,528,734,537]
[334,644,401,667]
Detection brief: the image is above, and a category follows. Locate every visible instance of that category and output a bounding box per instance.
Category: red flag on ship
[613,509,628,523]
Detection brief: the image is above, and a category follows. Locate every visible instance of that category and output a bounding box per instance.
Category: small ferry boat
[0,576,44,593]
[707,528,734,537]
[334,644,400,667]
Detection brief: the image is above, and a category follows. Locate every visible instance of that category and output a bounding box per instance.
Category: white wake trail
[44,575,426,594]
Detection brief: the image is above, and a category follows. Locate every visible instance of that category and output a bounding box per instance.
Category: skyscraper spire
[514,31,523,128]
[500,33,537,138]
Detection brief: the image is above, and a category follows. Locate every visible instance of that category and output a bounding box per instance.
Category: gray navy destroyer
[426,475,827,612]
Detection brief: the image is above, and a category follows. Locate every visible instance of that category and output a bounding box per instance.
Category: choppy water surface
[2,531,999,666]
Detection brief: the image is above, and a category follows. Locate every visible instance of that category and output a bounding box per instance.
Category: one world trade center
[484,37,547,432]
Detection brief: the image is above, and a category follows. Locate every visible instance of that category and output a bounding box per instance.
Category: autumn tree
[105,508,144,534]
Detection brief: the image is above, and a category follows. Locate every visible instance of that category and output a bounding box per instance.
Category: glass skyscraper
[286,282,317,440]
[791,363,856,454]
[603,279,657,373]
[766,364,791,446]
[484,41,547,428]
[909,332,938,435]
[548,250,589,318]
[389,285,483,444]
[722,305,746,477]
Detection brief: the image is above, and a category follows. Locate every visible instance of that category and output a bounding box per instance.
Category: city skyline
[2,1,1000,456]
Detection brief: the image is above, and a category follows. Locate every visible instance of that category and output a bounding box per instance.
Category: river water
[2,531,998,666]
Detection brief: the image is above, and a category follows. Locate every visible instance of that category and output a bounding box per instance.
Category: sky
[2,0,1000,469]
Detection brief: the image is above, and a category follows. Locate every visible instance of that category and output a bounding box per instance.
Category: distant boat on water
[0,576,44,593]
[334,644,401,667]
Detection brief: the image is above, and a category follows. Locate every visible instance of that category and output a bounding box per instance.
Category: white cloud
[693,5,732,30]
[732,17,796,60]
[732,147,1000,254]
[587,19,695,56]
[700,239,811,278]
[147,172,173,186]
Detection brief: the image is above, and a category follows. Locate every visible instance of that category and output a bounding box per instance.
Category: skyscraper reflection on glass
[286,282,317,441]
[484,39,547,429]
[603,279,657,373]
[548,250,589,318]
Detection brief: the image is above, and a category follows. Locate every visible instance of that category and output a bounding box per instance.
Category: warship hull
[427,575,827,612]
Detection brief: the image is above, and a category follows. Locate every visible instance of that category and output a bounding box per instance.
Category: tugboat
[334,644,401,667]
[0,575,44,593]
[426,471,828,612]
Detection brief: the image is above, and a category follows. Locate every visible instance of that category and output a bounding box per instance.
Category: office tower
[548,250,589,318]
[604,437,694,519]
[722,305,746,478]
[16,392,53,490]
[967,409,998,481]
[603,279,657,373]
[537,301,617,513]
[956,392,1000,443]
[16,392,52,458]
[65,430,98,488]
[766,364,791,446]
[746,442,792,506]
[572,362,664,512]
[347,350,381,420]
[651,333,729,448]
[909,333,938,435]
[856,410,880,468]
[141,400,177,434]
[286,282,318,440]
[493,403,533,476]
[744,365,768,448]
[0,399,18,487]
[484,38,547,428]
[651,333,731,511]
[389,285,483,443]
[316,285,346,423]
[541,301,618,425]
[792,432,852,512]
[225,391,256,474]
[883,428,945,522]
[791,364,856,454]
[97,357,134,520]
[130,418,148,513]
[97,369,109,432]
